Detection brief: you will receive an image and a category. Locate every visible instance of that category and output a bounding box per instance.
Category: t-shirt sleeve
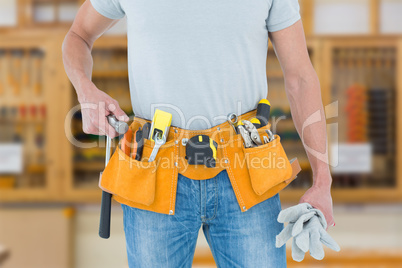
[266,0,301,32]
[90,0,125,20]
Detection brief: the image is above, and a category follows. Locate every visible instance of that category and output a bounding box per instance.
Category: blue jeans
[122,170,286,268]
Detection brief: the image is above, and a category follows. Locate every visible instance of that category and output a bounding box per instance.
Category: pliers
[243,120,263,146]
[238,125,254,148]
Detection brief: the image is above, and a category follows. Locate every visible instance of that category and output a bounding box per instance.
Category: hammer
[99,115,129,239]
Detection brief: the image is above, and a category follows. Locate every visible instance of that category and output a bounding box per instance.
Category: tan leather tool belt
[99,109,301,215]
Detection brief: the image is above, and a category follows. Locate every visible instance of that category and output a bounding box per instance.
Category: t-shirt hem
[268,14,301,32]
[90,0,125,20]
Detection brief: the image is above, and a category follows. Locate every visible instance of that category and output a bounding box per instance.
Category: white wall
[74,205,127,268]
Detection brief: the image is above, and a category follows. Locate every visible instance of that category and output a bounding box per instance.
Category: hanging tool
[250,99,271,128]
[99,115,129,239]
[33,51,43,96]
[227,113,239,134]
[148,110,172,162]
[185,135,218,168]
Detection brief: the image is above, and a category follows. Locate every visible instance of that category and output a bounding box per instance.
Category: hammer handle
[99,116,128,239]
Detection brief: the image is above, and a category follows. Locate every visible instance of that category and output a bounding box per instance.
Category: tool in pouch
[148,110,172,162]
[129,122,151,160]
[99,114,129,239]
[239,99,275,148]
[227,113,239,134]
[250,99,271,128]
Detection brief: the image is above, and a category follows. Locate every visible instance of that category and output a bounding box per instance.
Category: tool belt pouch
[99,120,178,214]
[242,135,293,195]
[99,145,157,206]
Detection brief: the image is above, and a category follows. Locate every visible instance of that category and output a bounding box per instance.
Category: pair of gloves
[275,203,340,262]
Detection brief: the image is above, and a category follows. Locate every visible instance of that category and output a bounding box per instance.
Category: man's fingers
[82,123,100,135]
[98,115,119,138]
[107,101,129,122]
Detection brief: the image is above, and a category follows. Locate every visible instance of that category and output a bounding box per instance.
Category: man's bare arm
[62,0,128,137]
[269,20,334,227]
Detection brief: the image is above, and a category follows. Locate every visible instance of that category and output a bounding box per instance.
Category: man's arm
[269,20,335,228]
[62,0,128,138]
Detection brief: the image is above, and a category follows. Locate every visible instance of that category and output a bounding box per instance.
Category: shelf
[0,35,60,203]
[266,70,284,78]
[74,162,105,171]
[92,71,128,78]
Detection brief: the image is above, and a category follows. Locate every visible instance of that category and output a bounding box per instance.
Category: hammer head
[107,115,129,134]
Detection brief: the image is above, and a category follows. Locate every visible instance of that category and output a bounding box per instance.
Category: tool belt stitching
[241,140,280,154]
[170,132,179,213]
[220,131,246,208]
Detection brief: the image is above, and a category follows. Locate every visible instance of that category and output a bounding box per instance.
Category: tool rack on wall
[0,35,62,202]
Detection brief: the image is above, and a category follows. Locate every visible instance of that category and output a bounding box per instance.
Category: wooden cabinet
[280,37,402,203]
[0,34,63,201]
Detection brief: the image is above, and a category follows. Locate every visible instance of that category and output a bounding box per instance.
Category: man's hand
[299,176,335,229]
[78,80,129,138]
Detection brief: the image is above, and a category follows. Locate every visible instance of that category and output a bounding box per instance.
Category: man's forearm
[285,66,332,188]
[62,31,95,103]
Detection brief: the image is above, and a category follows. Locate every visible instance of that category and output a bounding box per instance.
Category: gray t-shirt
[90,0,300,130]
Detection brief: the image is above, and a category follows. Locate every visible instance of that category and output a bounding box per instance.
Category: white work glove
[275,203,340,262]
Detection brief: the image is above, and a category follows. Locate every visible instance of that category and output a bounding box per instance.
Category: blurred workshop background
[0,0,402,267]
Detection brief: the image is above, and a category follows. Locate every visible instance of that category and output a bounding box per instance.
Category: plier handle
[238,125,254,148]
[242,120,263,146]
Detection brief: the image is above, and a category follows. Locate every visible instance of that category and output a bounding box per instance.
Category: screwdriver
[251,99,271,129]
